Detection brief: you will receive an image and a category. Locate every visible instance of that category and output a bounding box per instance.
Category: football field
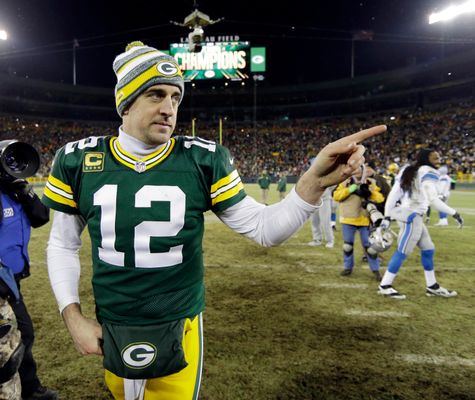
[23,185,475,399]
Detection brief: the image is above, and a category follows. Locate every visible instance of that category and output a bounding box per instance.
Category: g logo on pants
[121,342,157,369]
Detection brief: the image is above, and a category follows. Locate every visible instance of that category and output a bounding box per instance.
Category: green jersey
[277,176,287,192]
[42,135,246,326]
[257,175,271,189]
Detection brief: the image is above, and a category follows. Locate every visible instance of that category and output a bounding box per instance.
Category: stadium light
[429,0,475,24]
[0,30,7,41]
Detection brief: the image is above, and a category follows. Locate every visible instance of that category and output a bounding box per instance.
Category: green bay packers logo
[83,152,104,172]
[156,60,182,77]
[121,342,157,369]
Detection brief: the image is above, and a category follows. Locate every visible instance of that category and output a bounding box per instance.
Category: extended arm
[217,187,320,246]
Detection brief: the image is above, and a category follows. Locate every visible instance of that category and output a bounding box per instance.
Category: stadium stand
[1,47,474,184]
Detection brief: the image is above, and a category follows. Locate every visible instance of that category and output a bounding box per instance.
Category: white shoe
[434,219,448,226]
[377,285,406,299]
[426,285,457,297]
[307,240,322,246]
[325,242,334,248]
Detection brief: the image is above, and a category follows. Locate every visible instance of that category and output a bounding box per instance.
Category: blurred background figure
[276,171,287,200]
[257,169,271,205]
[385,162,399,187]
[308,185,335,248]
[378,149,464,299]
[333,165,385,280]
[434,165,451,226]
[0,140,57,400]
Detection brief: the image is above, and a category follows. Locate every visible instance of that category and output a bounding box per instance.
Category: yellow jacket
[333,177,384,226]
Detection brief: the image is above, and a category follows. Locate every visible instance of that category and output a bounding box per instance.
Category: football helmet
[369,227,394,253]
[387,162,399,174]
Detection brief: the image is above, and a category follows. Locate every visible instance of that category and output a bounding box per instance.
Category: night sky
[0,0,474,88]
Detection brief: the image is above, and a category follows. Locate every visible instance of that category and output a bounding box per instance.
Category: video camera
[0,140,40,183]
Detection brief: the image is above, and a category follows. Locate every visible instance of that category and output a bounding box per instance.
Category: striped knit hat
[113,41,184,116]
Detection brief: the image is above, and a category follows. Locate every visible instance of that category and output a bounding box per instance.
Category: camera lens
[5,149,27,172]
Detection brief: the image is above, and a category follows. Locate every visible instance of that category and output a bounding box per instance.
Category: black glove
[453,212,464,228]
[6,179,35,203]
[355,183,371,199]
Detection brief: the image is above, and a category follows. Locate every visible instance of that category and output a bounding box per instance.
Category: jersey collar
[109,136,175,173]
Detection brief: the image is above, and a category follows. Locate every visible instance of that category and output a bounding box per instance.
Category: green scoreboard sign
[169,42,266,81]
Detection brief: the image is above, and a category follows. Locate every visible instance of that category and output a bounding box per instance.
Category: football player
[377,149,464,299]
[43,41,387,400]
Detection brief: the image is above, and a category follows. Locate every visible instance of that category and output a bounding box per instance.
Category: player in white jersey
[434,165,451,226]
[377,149,464,299]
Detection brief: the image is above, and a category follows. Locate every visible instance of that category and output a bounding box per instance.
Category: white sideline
[319,283,368,289]
[398,354,475,368]
[345,309,410,318]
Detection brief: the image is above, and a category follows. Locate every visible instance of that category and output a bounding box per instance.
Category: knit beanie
[113,41,184,116]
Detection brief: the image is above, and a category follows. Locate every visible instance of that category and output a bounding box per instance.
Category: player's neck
[118,126,166,158]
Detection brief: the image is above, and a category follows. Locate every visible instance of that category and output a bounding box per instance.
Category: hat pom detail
[125,41,145,51]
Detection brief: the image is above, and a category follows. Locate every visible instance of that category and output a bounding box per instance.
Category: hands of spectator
[6,179,35,203]
[355,183,371,199]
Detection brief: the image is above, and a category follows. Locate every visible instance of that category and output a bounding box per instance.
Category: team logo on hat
[156,60,182,77]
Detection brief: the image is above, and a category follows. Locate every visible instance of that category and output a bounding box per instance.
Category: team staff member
[333,165,384,280]
[0,173,57,400]
[43,41,387,400]
[257,169,272,204]
[378,149,463,299]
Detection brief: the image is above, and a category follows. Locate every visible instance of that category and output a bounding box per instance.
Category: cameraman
[0,141,58,400]
[333,164,385,280]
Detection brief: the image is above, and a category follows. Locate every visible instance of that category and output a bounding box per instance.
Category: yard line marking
[319,283,368,289]
[452,191,475,196]
[345,309,410,318]
[398,354,475,368]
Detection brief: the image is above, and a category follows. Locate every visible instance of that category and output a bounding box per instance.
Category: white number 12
[94,185,185,268]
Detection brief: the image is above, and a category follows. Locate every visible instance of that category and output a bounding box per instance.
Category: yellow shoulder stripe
[211,170,239,194]
[44,186,77,208]
[212,182,244,206]
[47,175,73,194]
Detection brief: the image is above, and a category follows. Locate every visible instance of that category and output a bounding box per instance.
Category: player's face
[429,151,441,169]
[122,84,181,146]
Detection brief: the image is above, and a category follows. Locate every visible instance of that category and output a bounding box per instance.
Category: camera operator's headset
[0,140,40,182]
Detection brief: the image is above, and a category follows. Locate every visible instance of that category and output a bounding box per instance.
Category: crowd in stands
[1,100,474,180]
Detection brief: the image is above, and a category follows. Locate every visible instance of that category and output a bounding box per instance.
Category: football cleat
[377,285,406,299]
[426,286,457,297]
[307,240,322,246]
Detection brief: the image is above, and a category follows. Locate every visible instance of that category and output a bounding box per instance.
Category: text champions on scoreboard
[169,42,266,81]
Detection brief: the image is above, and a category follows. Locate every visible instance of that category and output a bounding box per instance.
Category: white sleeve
[384,179,404,217]
[216,187,321,247]
[46,210,86,313]
[422,181,456,215]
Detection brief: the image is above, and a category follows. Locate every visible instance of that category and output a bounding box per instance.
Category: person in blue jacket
[0,160,57,399]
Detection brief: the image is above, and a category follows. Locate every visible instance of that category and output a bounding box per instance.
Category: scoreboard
[169,42,266,81]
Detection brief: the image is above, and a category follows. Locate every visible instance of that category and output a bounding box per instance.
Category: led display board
[169,42,266,81]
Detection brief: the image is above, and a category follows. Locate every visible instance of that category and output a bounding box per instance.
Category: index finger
[338,125,387,146]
